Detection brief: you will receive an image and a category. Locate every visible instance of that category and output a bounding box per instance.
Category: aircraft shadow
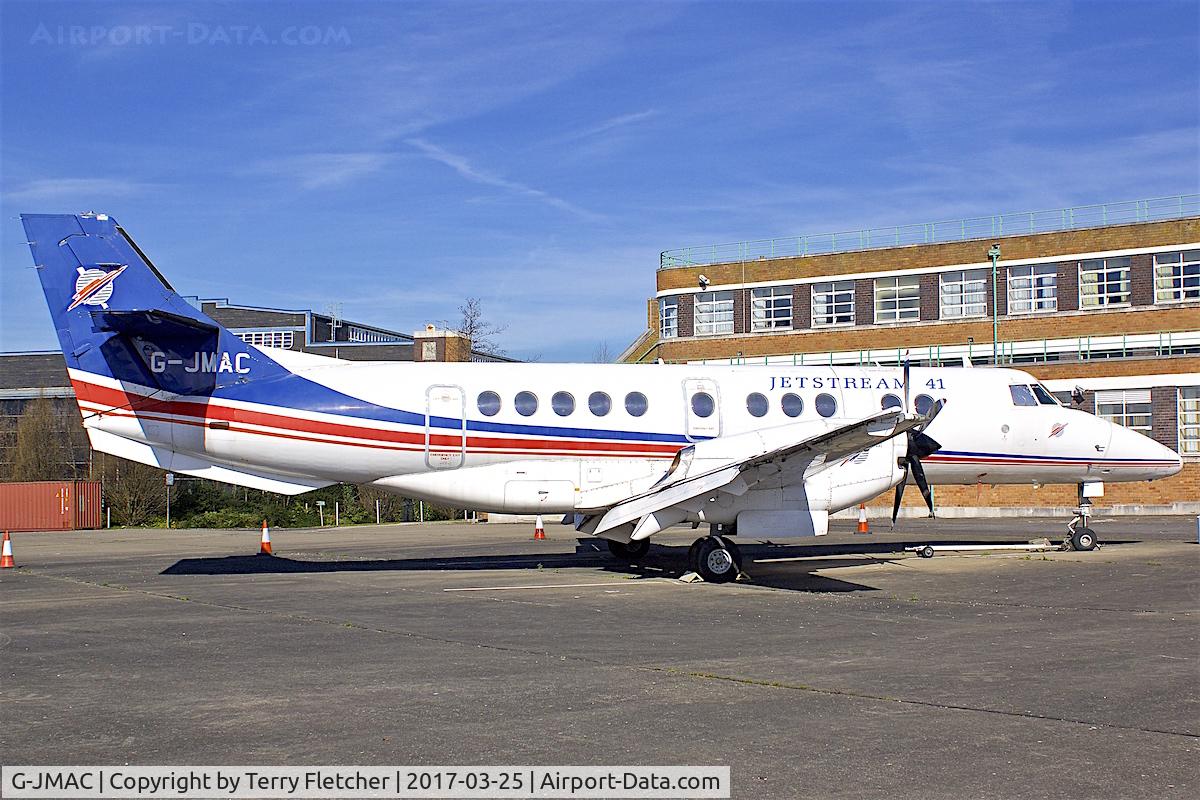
[159,536,1128,593]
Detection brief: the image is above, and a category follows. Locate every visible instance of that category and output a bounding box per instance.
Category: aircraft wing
[586,408,929,539]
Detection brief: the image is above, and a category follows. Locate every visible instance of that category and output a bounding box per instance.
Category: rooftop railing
[660,194,1200,270]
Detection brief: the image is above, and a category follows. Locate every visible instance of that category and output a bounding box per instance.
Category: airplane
[21,213,1184,581]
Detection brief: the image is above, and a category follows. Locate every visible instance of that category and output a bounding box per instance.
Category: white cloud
[406,138,603,221]
[6,178,157,204]
[252,152,393,190]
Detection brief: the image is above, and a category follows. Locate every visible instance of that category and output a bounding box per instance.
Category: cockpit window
[1009,385,1038,406]
[1031,384,1059,406]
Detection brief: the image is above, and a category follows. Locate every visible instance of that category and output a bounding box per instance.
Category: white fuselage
[71,360,1182,525]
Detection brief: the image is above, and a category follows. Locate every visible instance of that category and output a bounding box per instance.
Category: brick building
[621,196,1200,512]
[1,299,511,477]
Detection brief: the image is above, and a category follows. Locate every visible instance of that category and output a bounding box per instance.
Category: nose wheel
[688,535,742,583]
[1066,484,1099,551]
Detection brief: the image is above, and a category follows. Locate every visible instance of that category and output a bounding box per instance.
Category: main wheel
[1070,527,1097,552]
[690,537,739,583]
[919,545,936,559]
[607,538,650,560]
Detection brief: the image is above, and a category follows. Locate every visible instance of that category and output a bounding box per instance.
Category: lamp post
[988,243,1001,365]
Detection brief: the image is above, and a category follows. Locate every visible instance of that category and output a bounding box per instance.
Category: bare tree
[448,297,507,355]
[592,341,613,363]
[7,397,68,481]
[97,453,165,526]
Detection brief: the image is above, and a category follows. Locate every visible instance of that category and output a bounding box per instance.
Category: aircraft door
[683,377,722,441]
[425,385,466,469]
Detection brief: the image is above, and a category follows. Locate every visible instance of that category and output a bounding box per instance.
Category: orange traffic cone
[533,514,546,540]
[259,520,273,556]
[856,504,871,534]
[1,531,14,568]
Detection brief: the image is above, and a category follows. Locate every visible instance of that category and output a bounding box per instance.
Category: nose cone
[1105,423,1183,480]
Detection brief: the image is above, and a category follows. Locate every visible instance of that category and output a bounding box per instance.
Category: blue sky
[2,0,1197,361]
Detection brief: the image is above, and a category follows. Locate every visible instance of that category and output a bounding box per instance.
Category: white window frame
[1079,257,1131,308]
[1154,250,1200,304]
[659,297,678,339]
[1008,264,1058,314]
[1179,387,1200,457]
[1095,389,1152,432]
[811,281,855,327]
[939,269,988,319]
[694,290,735,336]
[236,330,295,349]
[750,286,793,331]
[874,275,920,323]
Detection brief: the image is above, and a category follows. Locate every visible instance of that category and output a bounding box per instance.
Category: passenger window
[1031,384,1058,405]
[625,391,648,417]
[514,391,538,416]
[881,393,902,411]
[914,394,934,415]
[815,393,837,418]
[746,392,769,417]
[588,391,611,416]
[781,393,803,418]
[1009,385,1037,407]
[691,392,715,418]
[477,391,501,417]
[551,391,575,416]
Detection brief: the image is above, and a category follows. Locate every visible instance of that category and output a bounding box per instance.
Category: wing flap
[592,409,929,538]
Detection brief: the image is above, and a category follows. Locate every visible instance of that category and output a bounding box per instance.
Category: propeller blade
[910,430,942,459]
[908,454,935,517]
[902,360,911,412]
[891,467,907,526]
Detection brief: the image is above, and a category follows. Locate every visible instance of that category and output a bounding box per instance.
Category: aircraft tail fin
[21,213,290,396]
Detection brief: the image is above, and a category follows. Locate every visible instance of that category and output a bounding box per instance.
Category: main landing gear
[1066,483,1099,552]
[687,535,742,583]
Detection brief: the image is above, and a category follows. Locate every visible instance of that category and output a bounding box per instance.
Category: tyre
[607,538,650,560]
[1071,527,1097,552]
[919,545,936,559]
[693,537,739,583]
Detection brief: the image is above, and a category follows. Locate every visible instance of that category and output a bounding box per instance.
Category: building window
[236,330,295,349]
[1079,257,1131,308]
[1096,389,1151,432]
[874,276,920,323]
[811,281,855,327]
[939,269,988,319]
[421,341,437,361]
[1180,387,1200,456]
[1008,264,1057,314]
[694,291,735,336]
[1154,251,1200,303]
[347,326,402,343]
[659,297,678,339]
[750,286,793,331]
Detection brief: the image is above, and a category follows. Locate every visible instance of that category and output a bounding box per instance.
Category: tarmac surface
[1,516,1197,799]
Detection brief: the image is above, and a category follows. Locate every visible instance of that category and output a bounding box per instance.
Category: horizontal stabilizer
[87,429,333,495]
[91,309,219,338]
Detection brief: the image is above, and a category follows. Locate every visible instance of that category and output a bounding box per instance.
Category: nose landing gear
[688,535,742,583]
[1067,483,1099,552]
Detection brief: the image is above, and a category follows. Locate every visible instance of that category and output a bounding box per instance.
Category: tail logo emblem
[69,265,127,311]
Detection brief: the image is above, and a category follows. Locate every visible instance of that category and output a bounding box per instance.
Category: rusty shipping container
[0,481,103,532]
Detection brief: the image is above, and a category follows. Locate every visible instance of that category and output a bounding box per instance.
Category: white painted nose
[1103,422,1183,480]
